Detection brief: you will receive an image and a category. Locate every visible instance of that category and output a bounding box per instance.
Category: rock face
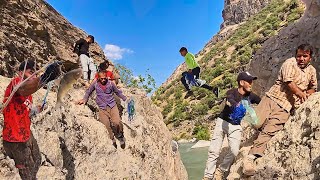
[228,93,320,179]
[221,0,271,29]
[0,0,187,179]
[0,0,105,77]
[249,0,320,96]
[0,76,188,180]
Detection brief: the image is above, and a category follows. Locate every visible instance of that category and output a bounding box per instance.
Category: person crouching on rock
[2,60,61,180]
[179,47,219,98]
[242,44,318,176]
[77,71,128,149]
[202,71,261,180]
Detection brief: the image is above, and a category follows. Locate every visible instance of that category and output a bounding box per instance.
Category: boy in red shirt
[93,61,116,83]
[2,60,61,180]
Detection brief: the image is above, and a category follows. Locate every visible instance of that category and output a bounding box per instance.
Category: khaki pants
[99,106,124,140]
[3,133,41,180]
[204,118,242,178]
[80,54,96,81]
[249,96,290,157]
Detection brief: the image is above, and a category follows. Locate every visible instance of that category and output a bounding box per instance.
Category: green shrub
[211,65,225,78]
[193,88,208,100]
[162,101,173,118]
[174,87,183,100]
[193,125,210,140]
[192,103,209,116]
[203,95,217,109]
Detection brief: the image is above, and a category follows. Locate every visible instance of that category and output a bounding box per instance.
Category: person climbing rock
[73,35,96,87]
[2,60,61,180]
[77,71,128,149]
[243,44,318,176]
[90,61,124,117]
[179,47,219,98]
[203,71,261,180]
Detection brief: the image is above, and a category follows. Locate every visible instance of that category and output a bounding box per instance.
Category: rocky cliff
[227,93,320,179]
[0,0,187,179]
[153,0,304,140]
[221,0,271,28]
[0,76,187,180]
[159,0,271,89]
[0,0,105,77]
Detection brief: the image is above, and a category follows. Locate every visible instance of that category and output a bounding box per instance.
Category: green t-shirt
[185,52,199,70]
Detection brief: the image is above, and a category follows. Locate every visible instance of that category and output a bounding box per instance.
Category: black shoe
[112,140,117,149]
[213,87,219,97]
[184,91,193,99]
[119,137,126,149]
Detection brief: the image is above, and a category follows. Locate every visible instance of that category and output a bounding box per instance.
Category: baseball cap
[237,71,257,82]
[88,35,94,43]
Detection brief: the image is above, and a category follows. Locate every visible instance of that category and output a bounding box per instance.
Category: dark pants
[3,133,41,180]
[181,67,213,91]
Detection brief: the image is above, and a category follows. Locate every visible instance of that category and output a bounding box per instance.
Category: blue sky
[46,0,224,87]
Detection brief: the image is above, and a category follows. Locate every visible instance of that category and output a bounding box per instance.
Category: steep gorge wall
[0,0,105,77]
[0,0,187,179]
[221,0,271,28]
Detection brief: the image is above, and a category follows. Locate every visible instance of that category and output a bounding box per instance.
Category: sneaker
[184,91,193,99]
[214,168,224,180]
[213,87,219,97]
[119,137,126,149]
[243,155,256,176]
[112,139,117,149]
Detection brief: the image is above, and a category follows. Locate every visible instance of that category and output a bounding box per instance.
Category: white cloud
[103,44,133,60]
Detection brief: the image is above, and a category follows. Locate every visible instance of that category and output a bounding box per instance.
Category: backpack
[228,103,247,125]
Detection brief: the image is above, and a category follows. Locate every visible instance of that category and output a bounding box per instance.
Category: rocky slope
[159,0,271,89]
[153,0,305,140]
[0,76,187,180]
[228,93,320,179]
[221,0,271,28]
[0,0,187,179]
[0,0,105,77]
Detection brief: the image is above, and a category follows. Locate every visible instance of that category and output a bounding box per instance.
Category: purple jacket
[83,80,126,109]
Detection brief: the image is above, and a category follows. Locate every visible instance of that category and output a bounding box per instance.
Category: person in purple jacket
[77,71,127,149]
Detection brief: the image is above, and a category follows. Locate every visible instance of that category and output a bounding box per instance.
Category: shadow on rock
[59,137,75,180]
[311,156,320,180]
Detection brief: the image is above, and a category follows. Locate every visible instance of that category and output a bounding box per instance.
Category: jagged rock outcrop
[228,93,320,179]
[0,76,188,180]
[0,0,105,77]
[221,0,271,29]
[249,0,320,96]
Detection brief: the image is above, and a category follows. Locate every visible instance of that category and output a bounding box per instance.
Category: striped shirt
[266,57,317,112]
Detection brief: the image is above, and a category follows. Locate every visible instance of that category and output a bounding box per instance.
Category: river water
[179,143,209,180]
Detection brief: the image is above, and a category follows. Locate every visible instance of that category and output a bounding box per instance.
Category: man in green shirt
[179,47,219,98]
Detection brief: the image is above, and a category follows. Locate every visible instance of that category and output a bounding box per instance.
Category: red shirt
[2,77,32,142]
[94,71,114,80]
